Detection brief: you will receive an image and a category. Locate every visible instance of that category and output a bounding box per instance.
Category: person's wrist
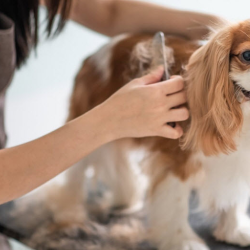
[89,102,121,144]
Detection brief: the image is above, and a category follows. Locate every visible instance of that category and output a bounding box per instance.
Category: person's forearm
[0,104,115,204]
[70,0,222,40]
[0,68,190,205]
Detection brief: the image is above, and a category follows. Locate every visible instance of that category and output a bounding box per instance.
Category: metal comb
[152,32,170,81]
[152,32,175,128]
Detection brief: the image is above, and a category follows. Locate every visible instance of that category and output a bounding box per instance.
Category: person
[0,0,221,206]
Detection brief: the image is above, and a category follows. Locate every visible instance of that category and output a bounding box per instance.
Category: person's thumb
[140,66,164,85]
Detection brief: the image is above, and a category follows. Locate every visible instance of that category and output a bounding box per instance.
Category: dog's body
[51,21,250,250]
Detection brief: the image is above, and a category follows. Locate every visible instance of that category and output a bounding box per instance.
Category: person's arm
[70,0,222,40]
[0,68,188,205]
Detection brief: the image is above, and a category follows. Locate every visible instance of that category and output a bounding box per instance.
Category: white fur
[47,141,145,225]
[148,174,208,250]
[45,158,89,224]
[92,141,145,210]
[214,200,250,246]
[231,70,250,90]
[89,34,129,81]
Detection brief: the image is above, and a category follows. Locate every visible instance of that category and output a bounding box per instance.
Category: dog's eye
[242,51,250,62]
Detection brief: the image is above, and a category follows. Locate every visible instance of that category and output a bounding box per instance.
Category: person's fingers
[139,66,164,85]
[166,107,190,122]
[158,123,183,139]
[166,91,187,109]
[159,75,184,95]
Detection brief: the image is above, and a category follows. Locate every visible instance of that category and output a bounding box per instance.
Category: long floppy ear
[182,25,243,156]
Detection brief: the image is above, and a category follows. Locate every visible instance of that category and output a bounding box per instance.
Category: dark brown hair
[0,0,72,68]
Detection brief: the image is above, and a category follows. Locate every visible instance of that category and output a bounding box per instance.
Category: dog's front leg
[46,158,88,227]
[214,198,250,247]
[148,173,209,250]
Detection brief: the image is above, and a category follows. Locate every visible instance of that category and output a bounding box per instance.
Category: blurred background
[5,0,250,249]
[6,0,250,148]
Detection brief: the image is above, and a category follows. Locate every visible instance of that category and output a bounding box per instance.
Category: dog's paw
[160,239,210,250]
[181,240,210,250]
[214,226,250,247]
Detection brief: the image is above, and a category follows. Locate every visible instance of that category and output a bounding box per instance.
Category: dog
[50,20,250,250]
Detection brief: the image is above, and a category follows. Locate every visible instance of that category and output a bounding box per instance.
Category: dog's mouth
[234,83,250,100]
[241,87,250,99]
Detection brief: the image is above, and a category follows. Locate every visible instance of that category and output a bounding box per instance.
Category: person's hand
[101,67,189,139]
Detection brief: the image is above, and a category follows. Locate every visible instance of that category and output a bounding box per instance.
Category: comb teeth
[151,32,170,81]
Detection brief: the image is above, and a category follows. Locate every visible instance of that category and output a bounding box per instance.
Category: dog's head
[182,20,250,156]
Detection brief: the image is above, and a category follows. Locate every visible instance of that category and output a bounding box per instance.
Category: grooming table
[0,193,249,250]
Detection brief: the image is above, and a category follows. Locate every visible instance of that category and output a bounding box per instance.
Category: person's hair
[0,0,72,68]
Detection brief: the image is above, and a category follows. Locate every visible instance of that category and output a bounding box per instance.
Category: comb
[152,32,175,128]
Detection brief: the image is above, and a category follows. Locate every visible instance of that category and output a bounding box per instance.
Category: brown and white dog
[51,20,250,250]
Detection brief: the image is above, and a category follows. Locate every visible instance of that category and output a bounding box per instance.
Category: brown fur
[183,25,243,155]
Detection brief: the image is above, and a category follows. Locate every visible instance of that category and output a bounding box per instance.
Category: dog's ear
[182,25,243,156]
